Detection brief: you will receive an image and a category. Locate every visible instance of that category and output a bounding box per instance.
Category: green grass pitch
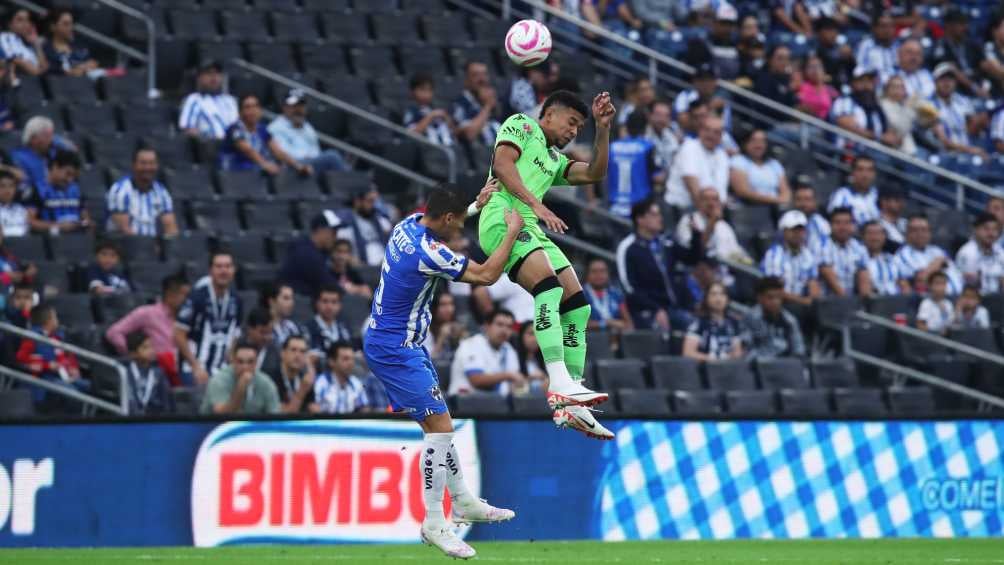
[4,539,1004,564]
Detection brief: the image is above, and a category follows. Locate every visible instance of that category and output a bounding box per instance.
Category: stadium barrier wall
[1,418,1002,547]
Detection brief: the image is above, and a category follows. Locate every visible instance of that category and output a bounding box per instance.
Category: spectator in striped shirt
[673,64,732,137]
[0,8,47,76]
[314,341,372,414]
[861,220,903,296]
[27,149,89,234]
[106,148,178,237]
[930,63,988,159]
[855,13,897,79]
[827,155,879,226]
[893,214,964,295]
[819,207,872,296]
[259,281,305,347]
[955,213,1004,294]
[877,186,907,250]
[178,60,238,141]
[829,67,900,150]
[453,61,501,147]
[889,39,934,99]
[992,106,1004,155]
[792,181,830,254]
[761,210,821,306]
[0,170,28,237]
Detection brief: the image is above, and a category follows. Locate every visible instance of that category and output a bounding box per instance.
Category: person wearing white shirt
[818,207,872,296]
[729,128,790,206]
[105,148,178,237]
[676,187,750,264]
[178,61,239,141]
[916,271,955,334]
[955,285,991,329]
[761,210,822,307]
[877,186,907,249]
[827,155,880,226]
[987,195,1004,250]
[665,116,729,208]
[0,9,47,76]
[894,214,965,294]
[861,220,903,296]
[930,63,988,158]
[955,213,1004,294]
[854,14,897,78]
[314,341,371,414]
[645,99,679,175]
[267,90,350,173]
[0,170,28,237]
[448,309,524,397]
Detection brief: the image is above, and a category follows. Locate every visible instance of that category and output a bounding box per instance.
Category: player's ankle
[423,510,448,527]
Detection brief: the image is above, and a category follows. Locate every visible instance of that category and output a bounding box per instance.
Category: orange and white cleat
[553,405,615,441]
[421,521,476,560]
[451,498,516,525]
[546,381,609,409]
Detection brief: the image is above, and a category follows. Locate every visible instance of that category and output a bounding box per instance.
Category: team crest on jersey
[429,385,443,402]
[548,148,558,161]
[522,122,533,135]
[428,241,440,251]
[516,230,531,243]
[403,244,415,254]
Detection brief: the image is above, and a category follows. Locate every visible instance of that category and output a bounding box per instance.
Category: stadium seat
[926,359,975,411]
[47,75,99,104]
[779,388,831,415]
[833,388,887,417]
[425,13,472,47]
[650,356,702,390]
[243,201,295,232]
[810,358,859,388]
[88,134,139,169]
[510,393,552,417]
[724,390,777,415]
[273,169,325,200]
[401,0,449,13]
[755,358,807,389]
[704,360,756,390]
[595,359,647,390]
[221,11,268,40]
[357,265,382,289]
[452,394,510,416]
[171,387,198,415]
[866,294,917,322]
[0,390,35,419]
[169,10,220,39]
[245,42,299,73]
[163,166,216,199]
[65,102,120,134]
[143,134,195,170]
[321,13,371,44]
[103,73,153,103]
[887,386,936,414]
[372,14,422,44]
[128,260,185,294]
[349,47,398,78]
[671,390,721,414]
[400,48,450,78]
[238,262,276,292]
[216,170,271,199]
[194,40,244,70]
[813,295,861,330]
[189,199,242,233]
[108,235,160,263]
[729,206,773,235]
[47,294,95,327]
[618,388,671,416]
[584,330,614,361]
[6,235,49,261]
[204,0,253,10]
[353,0,399,13]
[271,13,321,42]
[895,331,949,364]
[303,0,351,12]
[947,328,1002,356]
[216,233,268,264]
[94,292,142,325]
[982,293,1004,326]
[848,323,889,385]
[340,294,372,338]
[620,330,665,359]
[228,72,271,104]
[34,260,70,295]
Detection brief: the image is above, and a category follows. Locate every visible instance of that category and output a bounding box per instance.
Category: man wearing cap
[932,9,986,98]
[854,13,897,79]
[890,39,934,99]
[278,210,343,298]
[178,60,238,141]
[761,210,822,307]
[829,67,899,150]
[267,89,350,173]
[930,63,988,158]
[685,2,739,80]
[877,185,907,250]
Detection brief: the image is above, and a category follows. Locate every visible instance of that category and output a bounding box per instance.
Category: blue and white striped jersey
[989,108,1004,146]
[0,32,37,65]
[820,237,869,294]
[955,240,1004,294]
[761,243,820,296]
[105,176,174,236]
[827,186,880,226]
[892,68,935,99]
[313,373,369,414]
[367,214,468,348]
[855,37,896,78]
[893,244,964,294]
[178,92,239,140]
[176,276,243,375]
[828,96,885,150]
[930,92,974,148]
[866,251,902,296]
[806,212,831,255]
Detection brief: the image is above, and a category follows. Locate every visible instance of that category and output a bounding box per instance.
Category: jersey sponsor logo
[445,449,459,476]
[502,125,526,140]
[535,304,553,331]
[563,324,579,348]
[516,230,532,243]
[532,156,556,178]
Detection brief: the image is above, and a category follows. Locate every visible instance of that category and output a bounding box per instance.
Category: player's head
[423,183,470,239]
[539,90,589,147]
[625,110,646,138]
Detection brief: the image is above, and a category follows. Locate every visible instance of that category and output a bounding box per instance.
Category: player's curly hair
[540,90,589,119]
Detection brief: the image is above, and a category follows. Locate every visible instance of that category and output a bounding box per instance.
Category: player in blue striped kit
[363,182,522,560]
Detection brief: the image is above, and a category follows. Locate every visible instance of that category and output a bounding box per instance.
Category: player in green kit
[471,90,616,440]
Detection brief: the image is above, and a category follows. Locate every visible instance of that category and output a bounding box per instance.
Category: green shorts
[478,207,571,276]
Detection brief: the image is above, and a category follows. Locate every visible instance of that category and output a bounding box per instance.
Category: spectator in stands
[259,281,304,346]
[314,341,372,414]
[123,331,173,415]
[916,271,954,334]
[635,0,684,49]
[729,128,790,207]
[305,284,351,359]
[106,274,190,385]
[827,155,879,226]
[814,17,854,89]
[890,38,934,99]
[743,276,806,359]
[831,67,901,150]
[955,284,991,329]
[979,13,1004,100]
[677,187,751,265]
[425,290,468,363]
[403,72,454,146]
[278,211,341,298]
[877,185,907,250]
[792,181,830,254]
[106,148,178,237]
[329,238,372,298]
[645,99,679,177]
[818,207,872,296]
[583,257,632,332]
[861,220,902,296]
[771,0,812,37]
[665,116,729,208]
[607,111,662,218]
[673,65,731,141]
[508,62,551,116]
[472,274,534,326]
[932,8,986,99]
[0,8,47,76]
[878,75,919,155]
[617,197,701,331]
[682,281,743,361]
[242,307,280,380]
[991,107,1004,155]
[590,0,644,60]
[930,63,988,159]
[27,149,89,234]
[0,58,14,132]
[736,17,766,84]
[955,213,1004,295]
[219,94,302,176]
[12,117,74,195]
[798,54,838,120]
[515,322,548,394]
[448,308,524,396]
[334,187,393,267]
[685,3,739,80]
[267,89,350,174]
[86,240,131,295]
[17,303,90,410]
[761,210,822,306]
[175,251,242,385]
[855,13,897,79]
[753,44,799,126]
[0,225,34,292]
[618,77,656,130]
[42,9,98,77]
[0,170,28,237]
[178,60,238,141]
[893,214,964,295]
[271,335,318,414]
[3,281,33,328]
[453,61,501,146]
[987,195,1004,249]
[200,340,280,415]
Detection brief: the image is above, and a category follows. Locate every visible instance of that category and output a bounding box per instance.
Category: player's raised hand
[533,202,568,234]
[592,91,616,129]
[475,177,500,210]
[503,208,525,233]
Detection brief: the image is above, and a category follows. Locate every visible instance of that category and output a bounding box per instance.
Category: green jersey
[485,113,572,219]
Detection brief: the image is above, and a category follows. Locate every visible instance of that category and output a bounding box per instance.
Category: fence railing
[95,0,158,99]
[0,321,129,416]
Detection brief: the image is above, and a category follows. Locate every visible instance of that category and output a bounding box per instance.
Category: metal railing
[854,311,1004,368]
[232,59,458,183]
[0,321,129,416]
[96,0,158,99]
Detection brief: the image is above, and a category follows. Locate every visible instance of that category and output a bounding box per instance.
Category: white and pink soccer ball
[504,19,552,67]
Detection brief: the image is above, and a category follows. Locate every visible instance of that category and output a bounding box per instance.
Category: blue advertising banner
[1,419,1003,548]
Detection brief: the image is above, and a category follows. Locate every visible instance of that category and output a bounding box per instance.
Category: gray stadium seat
[0,390,35,419]
[322,13,371,44]
[833,388,887,416]
[216,233,268,264]
[271,13,321,42]
[243,201,295,232]
[671,390,721,414]
[190,199,242,233]
[162,232,212,263]
[650,356,702,390]
[704,360,756,390]
[618,388,671,416]
[725,390,777,415]
[340,294,372,338]
[866,294,917,322]
[595,359,647,390]
[169,10,219,39]
[238,262,277,292]
[810,358,859,388]
[813,295,861,330]
[273,169,325,200]
[779,388,831,416]
[372,14,421,44]
[584,330,614,361]
[47,294,95,327]
[620,330,665,359]
[887,386,936,414]
[756,358,808,389]
[128,260,185,294]
[5,235,49,261]
[511,393,552,417]
[216,170,271,199]
[34,260,71,295]
[94,292,142,325]
[452,394,509,416]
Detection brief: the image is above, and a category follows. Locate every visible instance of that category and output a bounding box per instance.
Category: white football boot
[546,380,609,409]
[553,404,615,440]
[420,521,476,560]
[451,498,516,524]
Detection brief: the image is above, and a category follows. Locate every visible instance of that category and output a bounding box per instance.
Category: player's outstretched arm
[494,144,568,233]
[566,92,616,185]
[459,209,524,285]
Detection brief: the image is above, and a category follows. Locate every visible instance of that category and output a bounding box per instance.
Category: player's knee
[531,275,561,297]
[559,290,590,315]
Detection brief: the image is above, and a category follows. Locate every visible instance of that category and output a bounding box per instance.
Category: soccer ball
[504,19,552,67]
